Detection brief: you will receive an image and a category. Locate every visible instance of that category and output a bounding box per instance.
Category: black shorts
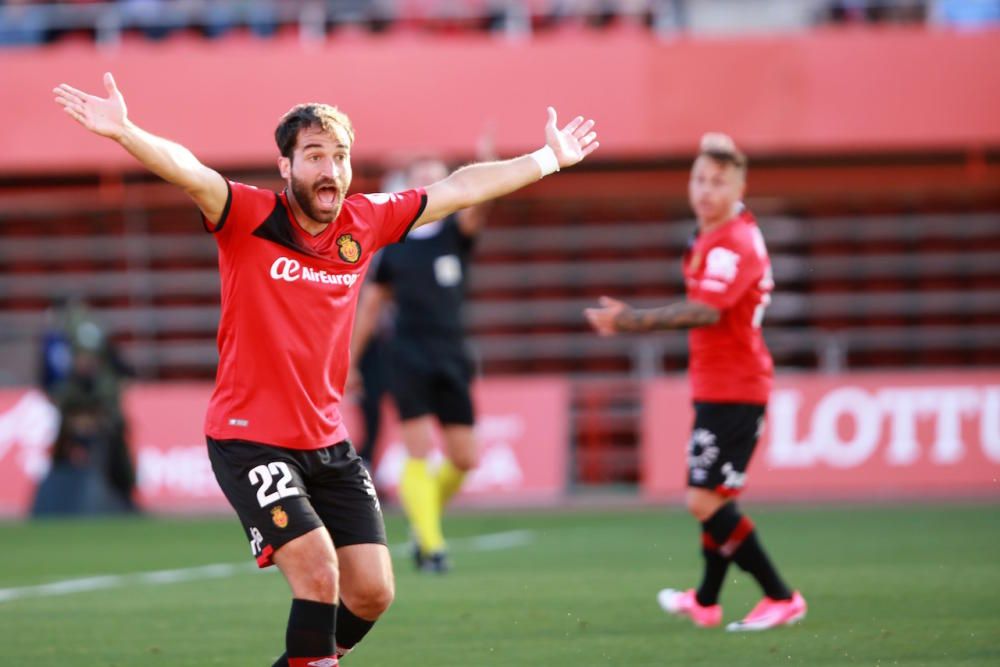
[686,402,766,497]
[207,437,386,568]
[388,338,474,425]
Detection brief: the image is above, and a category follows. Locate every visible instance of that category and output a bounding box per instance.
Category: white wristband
[529,145,560,178]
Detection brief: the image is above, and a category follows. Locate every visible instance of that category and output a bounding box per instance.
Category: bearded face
[289,169,343,225]
[281,125,353,228]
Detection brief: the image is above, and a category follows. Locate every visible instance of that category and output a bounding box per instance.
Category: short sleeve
[202,180,276,245]
[688,242,761,311]
[359,188,428,251]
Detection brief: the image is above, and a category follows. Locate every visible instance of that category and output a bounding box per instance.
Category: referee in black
[351,156,489,572]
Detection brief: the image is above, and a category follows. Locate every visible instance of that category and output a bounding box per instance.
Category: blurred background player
[351,298,393,472]
[585,133,806,631]
[348,165,409,474]
[351,144,493,573]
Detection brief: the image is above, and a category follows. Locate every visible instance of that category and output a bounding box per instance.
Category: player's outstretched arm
[456,125,497,237]
[54,72,228,224]
[416,107,598,228]
[585,296,720,336]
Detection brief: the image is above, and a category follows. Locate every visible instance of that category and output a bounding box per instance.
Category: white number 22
[248,462,300,508]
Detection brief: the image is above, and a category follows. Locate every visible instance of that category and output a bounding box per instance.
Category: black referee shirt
[374,214,474,342]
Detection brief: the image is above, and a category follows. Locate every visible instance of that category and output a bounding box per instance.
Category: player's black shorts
[686,402,766,497]
[207,437,386,568]
[388,337,474,425]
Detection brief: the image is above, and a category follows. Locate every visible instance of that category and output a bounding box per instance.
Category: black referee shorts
[207,437,386,568]
[388,338,475,425]
[686,402,766,497]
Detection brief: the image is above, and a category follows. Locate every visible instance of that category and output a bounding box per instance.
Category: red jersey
[683,209,774,404]
[204,181,426,449]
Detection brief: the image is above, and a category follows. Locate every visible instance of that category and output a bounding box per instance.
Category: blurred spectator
[120,0,183,40]
[6,0,984,51]
[32,389,136,516]
[137,0,281,40]
[0,0,46,47]
[826,0,925,24]
[827,0,871,23]
[33,300,138,516]
[651,0,688,33]
[247,0,280,36]
[37,297,77,396]
[931,0,1000,26]
[201,0,240,38]
[38,297,133,396]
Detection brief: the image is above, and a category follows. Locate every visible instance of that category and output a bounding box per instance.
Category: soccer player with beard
[585,133,806,632]
[55,72,598,665]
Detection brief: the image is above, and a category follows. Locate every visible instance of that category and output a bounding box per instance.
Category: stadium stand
[2,185,997,376]
[1,163,998,484]
[0,0,985,50]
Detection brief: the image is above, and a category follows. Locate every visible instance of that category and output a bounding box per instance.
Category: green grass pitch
[1,503,998,666]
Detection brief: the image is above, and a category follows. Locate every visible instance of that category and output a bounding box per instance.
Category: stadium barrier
[0,377,570,516]
[642,370,1000,501]
[2,370,997,516]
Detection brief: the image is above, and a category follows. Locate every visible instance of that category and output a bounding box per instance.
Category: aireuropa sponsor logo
[767,384,1000,469]
[269,257,359,287]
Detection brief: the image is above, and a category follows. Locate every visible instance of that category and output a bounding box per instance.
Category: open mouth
[315,185,339,208]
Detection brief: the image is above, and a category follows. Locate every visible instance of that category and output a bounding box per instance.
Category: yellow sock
[436,459,467,510]
[399,458,445,553]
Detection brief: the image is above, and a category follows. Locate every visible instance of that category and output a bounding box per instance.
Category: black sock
[335,602,377,655]
[696,506,742,606]
[285,598,338,661]
[695,542,731,606]
[701,502,792,602]
[732,530,793,601]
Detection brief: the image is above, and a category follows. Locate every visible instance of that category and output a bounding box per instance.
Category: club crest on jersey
[337,234,361,263]
[271,505,289,529]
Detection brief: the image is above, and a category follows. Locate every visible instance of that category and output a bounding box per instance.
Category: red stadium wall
[1,27,998,175]
[0,377,569,517]
[3,371,998,516]
[642,370,1000,502]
